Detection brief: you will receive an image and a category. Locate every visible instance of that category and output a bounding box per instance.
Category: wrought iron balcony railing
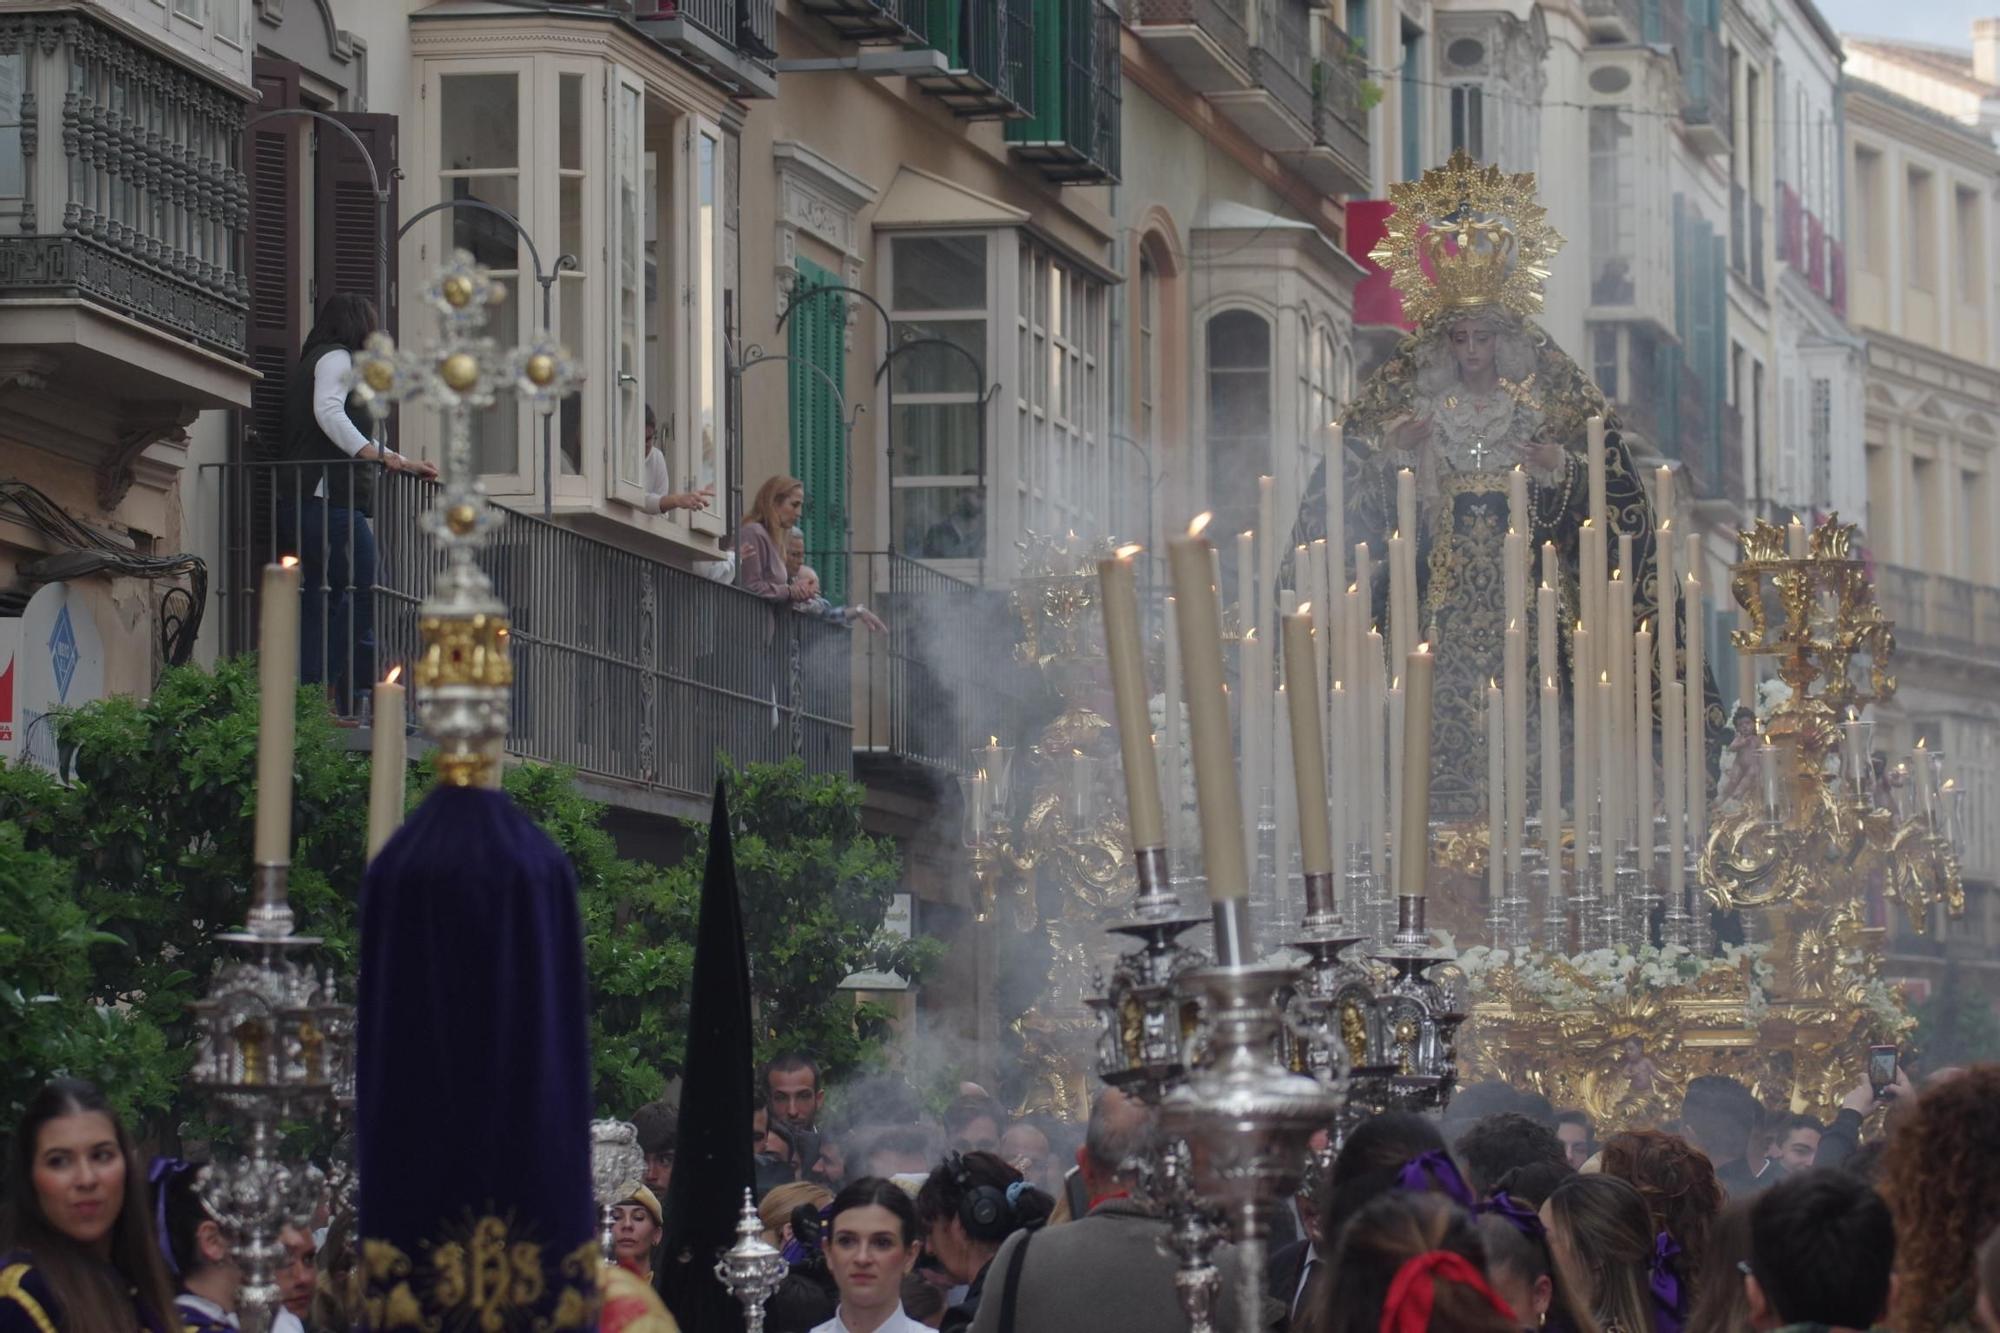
[1246,0,1314,131]
[1126,0,1254,85]
[0,13,248,357]
[205,460,854,802]
[1311,32,1371,195]
[1581,0,1641,42]
[1007,0,1122,184]
[912,0,1037,118]
[1877,563,2000,664]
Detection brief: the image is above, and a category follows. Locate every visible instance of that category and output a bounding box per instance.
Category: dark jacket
[282,341,377,514]
[966,1199,1280,1333]
[0,1251,171,1333]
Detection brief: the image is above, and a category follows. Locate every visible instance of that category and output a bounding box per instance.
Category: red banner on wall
[1347,199,1411,330]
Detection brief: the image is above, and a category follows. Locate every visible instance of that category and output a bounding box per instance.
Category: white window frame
[1021,239,1105,541]
[605,63,648,513]
[881,228,996,579]
[686,115,727,539]
[421,56,536,494]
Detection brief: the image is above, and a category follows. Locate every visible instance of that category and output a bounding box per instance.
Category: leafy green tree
[660,758,940,1081]
[1910,964,2000,1072]
[0,660,932,1128]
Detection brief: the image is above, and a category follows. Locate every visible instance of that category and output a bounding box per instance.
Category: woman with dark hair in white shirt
[279,293,436,710]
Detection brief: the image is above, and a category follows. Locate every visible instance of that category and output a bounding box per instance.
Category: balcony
[629,0,780,97]
[1278,35,1371,196]
[795,0,934,42]
[1209,0,1314,149]
[1127,0,1255,94]
[0,11,254,509]
[1678,22,1729,155]
[911,0,1036,118]
[1876,564,2000,666]
[206,462,855,808]
[1830,239,1847,317]
[1008,0,1123,184]
[1583,0,1641,43]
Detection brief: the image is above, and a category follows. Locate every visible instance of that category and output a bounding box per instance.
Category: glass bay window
[412,45,734,545]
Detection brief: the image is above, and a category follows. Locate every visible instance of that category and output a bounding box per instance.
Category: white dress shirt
[173,1292,305,1333]
[808,1303,931,1333]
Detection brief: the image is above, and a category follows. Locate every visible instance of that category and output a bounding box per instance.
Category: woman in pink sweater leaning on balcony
[739,473,811,602]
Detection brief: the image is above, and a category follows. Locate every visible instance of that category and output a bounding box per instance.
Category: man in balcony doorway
[280,293,437,714]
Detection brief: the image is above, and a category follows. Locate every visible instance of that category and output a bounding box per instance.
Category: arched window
[1207,309,1272,540]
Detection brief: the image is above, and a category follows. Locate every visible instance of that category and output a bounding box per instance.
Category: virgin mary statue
[1286,151,1721,819]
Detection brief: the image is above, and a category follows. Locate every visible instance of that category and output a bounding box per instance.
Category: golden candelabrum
[1457,517,1957,1126]
[961,533,1144,1122]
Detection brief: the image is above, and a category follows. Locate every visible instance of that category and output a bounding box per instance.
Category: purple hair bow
[1650,1230,1684,1333]
[148,1156,195,1276]
[1474,1190,1546,1240]
[1395,1151,1475,1208]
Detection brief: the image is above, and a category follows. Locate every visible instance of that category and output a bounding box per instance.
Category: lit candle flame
[1115,542,1142,559]
[1600,671,1611,684]
[385,664,403,686]
[989,736,999,748]
[1392,677,1402,690]
[280,555,300,569]
[1660,518,1671,532]
[1244,628,1257,642]
[1189,512,1213,537]
[1298,602,1313,616]
[1334,679,1345,692]
[1416,642,1432,654]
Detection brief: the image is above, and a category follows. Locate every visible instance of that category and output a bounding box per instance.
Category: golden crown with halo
[1370,150,1563,325]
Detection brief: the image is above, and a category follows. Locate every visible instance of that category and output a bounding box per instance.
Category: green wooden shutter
[789,258,848,601]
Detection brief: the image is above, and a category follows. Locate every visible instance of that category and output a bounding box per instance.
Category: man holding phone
[1812,1052,1914,1171]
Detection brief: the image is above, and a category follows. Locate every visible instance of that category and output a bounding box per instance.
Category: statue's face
[1448,324,1498,378]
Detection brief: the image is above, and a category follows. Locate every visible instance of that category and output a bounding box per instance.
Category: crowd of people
[7,1057,2000,1333]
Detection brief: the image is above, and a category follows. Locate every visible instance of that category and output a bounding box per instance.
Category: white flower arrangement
[1457,940,1775,1011]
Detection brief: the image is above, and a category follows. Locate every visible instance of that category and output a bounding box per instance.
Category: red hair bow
[1378,1250,1514,1333]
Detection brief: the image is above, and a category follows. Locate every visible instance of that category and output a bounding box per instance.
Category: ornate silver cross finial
[343,249,584,786]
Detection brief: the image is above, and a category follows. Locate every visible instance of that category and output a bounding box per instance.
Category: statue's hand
[1388,412,1432,453]
[1512,436,1563,475]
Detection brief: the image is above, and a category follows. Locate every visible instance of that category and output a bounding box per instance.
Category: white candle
[1397,467,1417,545]
[1257,476,1277,641]
[1389,662,1406,852]
[1656,519,1675,704]
[1164,595,1185,849]
[1097,547,1166,848]
[1388,531,1415,673]
[1487,679,1505,903]
[1284,609,1333,876]
[1664,679,1686,903]
[367,667,406,861]
[1598,672,1616,899]
[1505,621,1526,878]
[1169,516,1249,901]
[1655,464,1674,518]
[1542,673,1561,908]
[255,558,302,866]
[1329,678,1349,866]
[1397,644,1436,897]
[1686,570,1706,856]
[1237,529,1255,636]
[1323,423,1346,603]
[1788,515,1808,558]
[1369,630,1389,878]
[1635,620,1654,870]
[1587,415,1607,528]
[1573,622,1594,834]
[1610,569,1633,842]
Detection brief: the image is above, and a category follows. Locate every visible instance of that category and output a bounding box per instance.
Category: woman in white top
[280,293,435,712]
[810,1177,931,1333]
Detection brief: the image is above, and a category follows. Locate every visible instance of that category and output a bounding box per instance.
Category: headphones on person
[947,1152,1011,1240]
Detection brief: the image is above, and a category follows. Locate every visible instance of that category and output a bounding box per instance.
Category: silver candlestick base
[1097,847,1208,1104]
[1609,843,1639,951]
[1162,961,1341,1333]
[1541,855,1567,954]
[1572,811,1606,951]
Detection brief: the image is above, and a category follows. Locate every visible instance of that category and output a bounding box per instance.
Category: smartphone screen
[1868,1045,1897,1091]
